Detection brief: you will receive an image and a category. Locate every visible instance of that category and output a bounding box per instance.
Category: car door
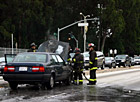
[55,55,69,80]
[97,52,104,67]
[51,54,63,81]
[5,54,17,64]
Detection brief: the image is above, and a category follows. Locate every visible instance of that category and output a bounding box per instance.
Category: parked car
[82,51,105,70]
[3,52,73,90]
[134,56,140,65]
[130,57,135,66]
[82,52,89,70]
[0,56,14,75]
[105,57,116,68]
[0,57,5,75]
[96,51,105,70]
[115,55,131,67]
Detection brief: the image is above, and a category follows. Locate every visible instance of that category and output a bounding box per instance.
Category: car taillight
[39,66,45,72]
[4,66,15,72]
[32,66,45,72]
[4,66,8,72]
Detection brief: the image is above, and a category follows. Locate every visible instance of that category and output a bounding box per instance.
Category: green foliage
[0,0,139,55]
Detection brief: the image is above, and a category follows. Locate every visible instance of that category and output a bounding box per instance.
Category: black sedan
[3,52,73,90]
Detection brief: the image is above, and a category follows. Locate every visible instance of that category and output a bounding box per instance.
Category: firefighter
[72,48,84,85]
[28,42,37,52]
[87,43,98,85]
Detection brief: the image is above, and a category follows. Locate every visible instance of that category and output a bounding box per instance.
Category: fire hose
[82,72,90,81]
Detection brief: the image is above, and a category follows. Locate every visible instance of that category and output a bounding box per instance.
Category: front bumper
[116,62,125,66]
[135,61,140,65]
[105,63,111,67]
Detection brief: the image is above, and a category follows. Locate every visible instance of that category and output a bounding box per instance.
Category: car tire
[101,63,105,70]
[113,64,116,68]
[123,63,126,67]
[118,65,120,68]
[8,82,18,90]
[129,63,131,67]
[46,75,55,90]
[109,64,112,68]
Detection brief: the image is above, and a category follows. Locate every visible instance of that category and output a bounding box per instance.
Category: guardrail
[0,47,28,57]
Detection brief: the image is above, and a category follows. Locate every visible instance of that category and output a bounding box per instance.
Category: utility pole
[11,34,13,54]
[57,18,95,41]
[80,12,90,52]
[97,3,103,51]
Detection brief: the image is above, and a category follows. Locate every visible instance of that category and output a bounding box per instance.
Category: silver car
[134,56,140,65]
[82,51,105,70]
[105,57,116,68]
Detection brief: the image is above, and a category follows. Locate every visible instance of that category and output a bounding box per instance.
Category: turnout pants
[74,71,83,84]
[89,69,97,84]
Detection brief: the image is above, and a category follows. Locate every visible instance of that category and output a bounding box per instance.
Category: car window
[0,57,5,62]
[96,52,104,57]
[134,56,140,59]
[105,57,111,61]
[115,55,127,59]
[56,55,64,65]
[51,55,58,65]
[5,54,16,63]
[13,53,47,63]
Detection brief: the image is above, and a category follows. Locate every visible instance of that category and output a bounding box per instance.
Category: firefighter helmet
[30,42,36,47]
[74,48,81,53]
[88,43,95,48]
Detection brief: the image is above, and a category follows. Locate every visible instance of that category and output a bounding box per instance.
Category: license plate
[19,67,27,71]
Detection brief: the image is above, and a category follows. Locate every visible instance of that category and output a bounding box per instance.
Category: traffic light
[69,33,74,39]
[53,33,57,37]
[68,38,71,40]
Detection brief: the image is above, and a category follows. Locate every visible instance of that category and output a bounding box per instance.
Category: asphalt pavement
[0,65,140,102]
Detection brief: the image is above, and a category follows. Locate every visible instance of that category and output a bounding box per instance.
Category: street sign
[78,23,89,27]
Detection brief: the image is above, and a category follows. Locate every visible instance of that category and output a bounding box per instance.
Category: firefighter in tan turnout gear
[87,43,98,85]
[72,48,84,85]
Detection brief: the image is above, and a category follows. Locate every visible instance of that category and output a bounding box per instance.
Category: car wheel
[113,63,116,68]
[118,65,120,68]
[64,74,72,85]
[8,82,18,90]
[101,63,105,70]
[123,63,126,67]
[46,75,54,89]
[109,64,112,69]
[129,63,131,67]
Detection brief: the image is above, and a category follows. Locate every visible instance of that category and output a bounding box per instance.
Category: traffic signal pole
[57,18,98,41]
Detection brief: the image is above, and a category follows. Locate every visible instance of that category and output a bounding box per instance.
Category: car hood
[38,40,69,62]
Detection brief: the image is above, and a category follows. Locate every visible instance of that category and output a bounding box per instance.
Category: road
[0,65,140,102]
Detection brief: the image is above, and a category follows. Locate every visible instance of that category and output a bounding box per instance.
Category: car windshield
[105,57,111,61]
[13,53,47,63]
[134,56,140,59]
[115,55,126,59]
